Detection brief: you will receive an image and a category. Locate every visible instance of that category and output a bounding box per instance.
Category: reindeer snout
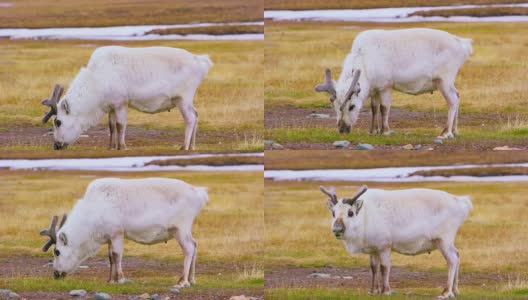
[53,270,66,279]
[337,120,351,134]
[332,218,345,238]
[53,142,67,150]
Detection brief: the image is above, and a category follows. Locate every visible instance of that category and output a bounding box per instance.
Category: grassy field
[264,179,528,299]
[0,38,263,151]
[0,0,263,28]
[264,21,528,149]
[0,169,263,298]
[264,150,528,170]
[265,0,527,10]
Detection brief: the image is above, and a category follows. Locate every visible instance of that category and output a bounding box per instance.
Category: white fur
[53,46,213,150]
[327,28,471,138]
[52,177,208,287]
[327,187,471,298]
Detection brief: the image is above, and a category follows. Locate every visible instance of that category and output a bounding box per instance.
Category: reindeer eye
[348,209,354,217]
[54,248,60,256]
[348,104,355,112]
[332,211,335,218]
[54,119,62,127]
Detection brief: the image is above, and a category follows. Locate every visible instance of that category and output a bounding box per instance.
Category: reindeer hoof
[382,290,395,296]
[437,291,455,299]
[117,278,132,284]
[382,130,395,136]
[174,281,190,289]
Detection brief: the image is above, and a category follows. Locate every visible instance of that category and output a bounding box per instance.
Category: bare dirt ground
[265,264,502,290]
[1,255,263,300]
[0,123,244,150]
[264,105,525,150]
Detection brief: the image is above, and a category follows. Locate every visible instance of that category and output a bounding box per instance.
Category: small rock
[402,144,413,150]
[433,138,443,145]
[271,142,284,150]
[138,293,150,300]
[79,135,89,138]
[93,292,112,300]
[229,296,260,300]
[308,272,332,278]
[342,276,353,279]
[264,140,274,146]
[151,294,161,300]
[355,143,374,150]
[8,292,19,299]
[307,113,330,119]
[70,289,87,297]
[79,265,89,269]
[163,297,170,300]
[0,290,10,295]
[493,146,521,150]
[426,147,434,151]
[414,144,423,150]
[170,288,180,294]
[332,140,350,148]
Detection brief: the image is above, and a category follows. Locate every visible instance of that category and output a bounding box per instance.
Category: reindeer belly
[124,226,170,245]
[393,78,435,95]
[392,238,436,256]
[129,96,180,114]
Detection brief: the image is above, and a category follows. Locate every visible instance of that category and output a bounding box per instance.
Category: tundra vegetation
[0,38,263,151]
[0,169,263,299]
[147,25,264,36]
[265,21,528,150]
[264,179,528,299]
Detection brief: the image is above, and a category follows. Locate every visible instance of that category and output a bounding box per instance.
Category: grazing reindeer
[41,46,212,150]
[320,185,472,298]
[315,28,472,138]
[40,177,208,289]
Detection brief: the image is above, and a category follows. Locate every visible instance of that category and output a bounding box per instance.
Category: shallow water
[0,153,264,172]
[0,22,264,41]
[264,163,528,182]
[265,3,528,22]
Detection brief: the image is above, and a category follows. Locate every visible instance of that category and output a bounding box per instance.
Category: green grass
[265,287,528,299]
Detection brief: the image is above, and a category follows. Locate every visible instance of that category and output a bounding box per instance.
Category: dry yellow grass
[265,0,527,10]
[265,179,528,274]
[0,39,263,149]
[265,21,528,115]
[0,169,264,264]
[0,0,263,28]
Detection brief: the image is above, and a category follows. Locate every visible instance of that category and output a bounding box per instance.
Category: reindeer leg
[369,254,381,294]
[190,107,198,151]
[114,106,128,150]
[379,249,393,295]
[177,101,197,151]
[190,236,197,285]
[108,111,117,150]
[107,243,116,283]
[110,234,129,284]
[379,89,394,136]
[369,95,380,134]
[436,80,459,139]
[435,239,459,299]
[171,227,195,288]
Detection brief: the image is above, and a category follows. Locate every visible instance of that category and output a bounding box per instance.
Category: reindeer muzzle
[53,270,66,279]
[338,121,351,134]
[53,142,68,150]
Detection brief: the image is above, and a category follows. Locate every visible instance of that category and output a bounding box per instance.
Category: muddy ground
[0,255,263,300]
[0,123,248,150]
[264,105,526,150]
[265,264,503,293]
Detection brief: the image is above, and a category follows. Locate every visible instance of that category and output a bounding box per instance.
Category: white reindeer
[41,46,213,150]
[40,177,208,289]
[315,28,472,139]
[320,185,472,299]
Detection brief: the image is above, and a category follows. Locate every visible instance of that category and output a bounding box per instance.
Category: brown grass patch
[410,166,528,177]
[264,150,528,170]
[411,7,528,17]
[265,0,527,10]
[146,155,263,167]
[0,0,263,28]
[147,25,263,36]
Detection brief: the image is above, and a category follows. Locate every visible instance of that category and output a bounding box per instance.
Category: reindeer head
[314,69,362,134]
[41,84,80,150]
[320,185,368,239]
[40,214,77,279]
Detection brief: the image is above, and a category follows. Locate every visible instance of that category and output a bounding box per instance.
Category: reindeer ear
[59,232,68,246]
[61,99,70,114]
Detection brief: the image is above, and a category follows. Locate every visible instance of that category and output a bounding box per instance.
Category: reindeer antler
[343,69,361,106]
[314,69,337,101]
[320,185,338,204]
[41,84,64,124]
[40,214,67,252]
[343,185,368,206]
